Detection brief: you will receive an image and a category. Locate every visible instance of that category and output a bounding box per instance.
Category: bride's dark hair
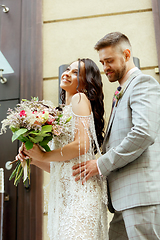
[60,58,105,151]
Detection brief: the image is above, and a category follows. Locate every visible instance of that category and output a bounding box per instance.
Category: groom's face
[98,46,127,83]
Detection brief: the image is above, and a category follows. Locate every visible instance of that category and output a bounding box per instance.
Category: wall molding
[43,8,152,24]
[43,65,159,81]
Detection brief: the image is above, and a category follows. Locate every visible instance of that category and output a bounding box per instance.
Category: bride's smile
[62,76,71,83]
[60,61,85,96]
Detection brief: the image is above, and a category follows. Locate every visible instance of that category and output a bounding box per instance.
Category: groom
[73,32,160,239]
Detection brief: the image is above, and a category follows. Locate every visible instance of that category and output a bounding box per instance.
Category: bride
[17,58,108,240]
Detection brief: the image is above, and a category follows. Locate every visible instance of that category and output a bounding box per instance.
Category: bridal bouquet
[0,97,71,186]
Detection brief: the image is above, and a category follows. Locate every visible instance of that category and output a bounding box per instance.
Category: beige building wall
[42,0,159,239]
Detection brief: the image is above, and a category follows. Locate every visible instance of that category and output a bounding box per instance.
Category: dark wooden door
[0,1,21,239]
[0,0,43,239]
[0,100,18,240]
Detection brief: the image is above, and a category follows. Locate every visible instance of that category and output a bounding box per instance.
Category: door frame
[152,0,160,78]
[17,0,43,239]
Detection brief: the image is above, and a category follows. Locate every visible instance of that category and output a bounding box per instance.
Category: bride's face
[60,61,85,94]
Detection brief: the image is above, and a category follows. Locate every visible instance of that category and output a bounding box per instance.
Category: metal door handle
[5,161,13,170]
[0,5,9,13]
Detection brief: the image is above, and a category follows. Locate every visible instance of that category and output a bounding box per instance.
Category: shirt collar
[120,67,138,87]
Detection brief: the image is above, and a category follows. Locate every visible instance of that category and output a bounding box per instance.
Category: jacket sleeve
[98,75,160,177]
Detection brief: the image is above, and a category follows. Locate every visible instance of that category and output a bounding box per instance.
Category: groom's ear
[123,49,131,61]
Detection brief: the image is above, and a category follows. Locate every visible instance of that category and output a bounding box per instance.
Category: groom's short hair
[94,32,131,52]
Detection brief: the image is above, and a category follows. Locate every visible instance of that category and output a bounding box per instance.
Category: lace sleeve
[71,110,108,205]
[71,110,101,157]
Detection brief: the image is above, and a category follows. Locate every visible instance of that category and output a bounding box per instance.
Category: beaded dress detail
[48,104,108,240]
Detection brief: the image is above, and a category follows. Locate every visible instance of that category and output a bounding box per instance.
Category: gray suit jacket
[98,69,160,211]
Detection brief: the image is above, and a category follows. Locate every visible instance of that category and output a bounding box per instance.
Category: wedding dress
[47,104,108,240]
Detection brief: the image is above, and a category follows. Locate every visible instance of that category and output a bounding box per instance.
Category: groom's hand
[72,159,99,184]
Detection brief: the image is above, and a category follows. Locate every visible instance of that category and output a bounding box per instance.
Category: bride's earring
[83,89,87,94]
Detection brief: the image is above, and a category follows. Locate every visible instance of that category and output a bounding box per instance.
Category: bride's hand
[23,143,45,162]
[15,143,30,162]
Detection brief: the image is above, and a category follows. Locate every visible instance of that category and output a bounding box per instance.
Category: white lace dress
[48,104,108,240]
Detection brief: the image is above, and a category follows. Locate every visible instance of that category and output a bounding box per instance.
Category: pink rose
[19,110,26,117]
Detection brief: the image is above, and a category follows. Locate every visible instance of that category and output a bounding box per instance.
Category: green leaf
[12,128,28,142]
[18,135,28,142]
[65,116,72,123]
[41,125,52,133]
[39,136,53,146]
[25,141,33,150]
[38,133,50,137]
[41,144,51,152]
[28,131,50,137]
[31,96,39,101]
[27,136,37,143]
[27,129,38,134]
[10,126,19,133]
[28,135,44,143]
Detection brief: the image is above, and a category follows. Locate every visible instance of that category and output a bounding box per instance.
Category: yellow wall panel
[43,11,157,78]
[43,79,59,106]
[43,215,48,240]
[142,69,160,83]
[43,0,152,21]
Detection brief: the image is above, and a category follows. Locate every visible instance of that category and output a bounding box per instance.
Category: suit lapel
[103,69,142,151]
